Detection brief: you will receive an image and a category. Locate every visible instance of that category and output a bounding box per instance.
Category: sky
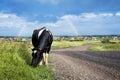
[0,0,120,36]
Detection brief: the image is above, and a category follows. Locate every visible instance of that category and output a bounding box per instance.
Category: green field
[88,40,120,51]
[51,40,99,49]
[0,41,53,80]
[52,40,120,51]
[89,43,120,51]
[0,40,120,80]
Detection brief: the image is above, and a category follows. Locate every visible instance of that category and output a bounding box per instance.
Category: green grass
[0,41,54,80]
[89,41,120,51]
[52,40,120,51]
[1,39,119,80]
[88,43,105,51]
[103,43,120,50]
[51,40,99,49]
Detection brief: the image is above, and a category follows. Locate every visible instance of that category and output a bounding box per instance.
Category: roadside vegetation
[89,39,120,51]
[0,41,53,80]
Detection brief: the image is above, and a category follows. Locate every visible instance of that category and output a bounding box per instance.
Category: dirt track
[50,44,120,80]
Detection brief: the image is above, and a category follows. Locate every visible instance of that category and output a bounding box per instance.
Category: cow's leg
[43,53,46,65]
[42,53,48,66]
[45,53,49,67]
[39,59,43,66]
[39,53,44,66]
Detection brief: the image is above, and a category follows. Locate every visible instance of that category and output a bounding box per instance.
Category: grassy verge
[0,41,53,80]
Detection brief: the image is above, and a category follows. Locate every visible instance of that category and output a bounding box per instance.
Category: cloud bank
[0,11,120,36]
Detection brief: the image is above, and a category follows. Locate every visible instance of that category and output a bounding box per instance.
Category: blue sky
[0,0,120,36]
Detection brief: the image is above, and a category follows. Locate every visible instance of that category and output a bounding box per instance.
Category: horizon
[0,34,120,38]
[0,0,120,36]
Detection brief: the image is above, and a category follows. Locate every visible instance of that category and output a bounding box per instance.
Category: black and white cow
[31,27,53,67]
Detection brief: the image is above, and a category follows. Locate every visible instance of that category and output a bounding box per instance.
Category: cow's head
[31,48,43,67]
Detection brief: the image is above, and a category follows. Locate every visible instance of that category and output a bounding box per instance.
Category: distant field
[51,40,99,49]
[52,40,120,51]
[0,41,53,80]
[89,43,120,51]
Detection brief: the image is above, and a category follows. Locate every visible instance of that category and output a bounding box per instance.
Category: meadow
[52,40,120,50]
[88,40,120,51]
[51,40,99,49]
[0,39,120,80]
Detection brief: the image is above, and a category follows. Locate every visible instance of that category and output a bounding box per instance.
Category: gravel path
[50,44,120,80]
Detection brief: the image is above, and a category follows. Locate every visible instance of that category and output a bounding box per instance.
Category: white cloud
[80,13,97,18]
[98,13,113,17]
[49,12,120,35]
[116,12,120,16]
[0,12,40,36]
[0,13,9,18]
[60,15,79,21]
[0,12,120,36]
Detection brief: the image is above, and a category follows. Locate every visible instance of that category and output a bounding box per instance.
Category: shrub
[101,38,110,43]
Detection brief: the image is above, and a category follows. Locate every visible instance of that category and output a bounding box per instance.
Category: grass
[88,43,105,51]
[88,41,120,51]
[51,40,99,49]
[103,43,120,50]
[52,40,120,51]
[0,39,119,80]
[0,41,54,80]
[0,40,98,80]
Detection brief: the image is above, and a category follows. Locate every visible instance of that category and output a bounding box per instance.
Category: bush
[101,38,110,43]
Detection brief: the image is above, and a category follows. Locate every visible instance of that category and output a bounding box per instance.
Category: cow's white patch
[38,28,45,39]
[45,53,48,66]
[46,28,49,31]
[33,50,37,53]
[46,29,52,35]
[48,31,52,35]
[42,53,49,66]
[43,53,46,64]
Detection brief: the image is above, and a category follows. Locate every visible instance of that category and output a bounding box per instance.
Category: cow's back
[32,27,53,50]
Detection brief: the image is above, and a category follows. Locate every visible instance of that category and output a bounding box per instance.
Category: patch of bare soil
[50,44,120,80]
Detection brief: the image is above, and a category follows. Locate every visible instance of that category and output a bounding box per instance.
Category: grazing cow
[31,27,53,67]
